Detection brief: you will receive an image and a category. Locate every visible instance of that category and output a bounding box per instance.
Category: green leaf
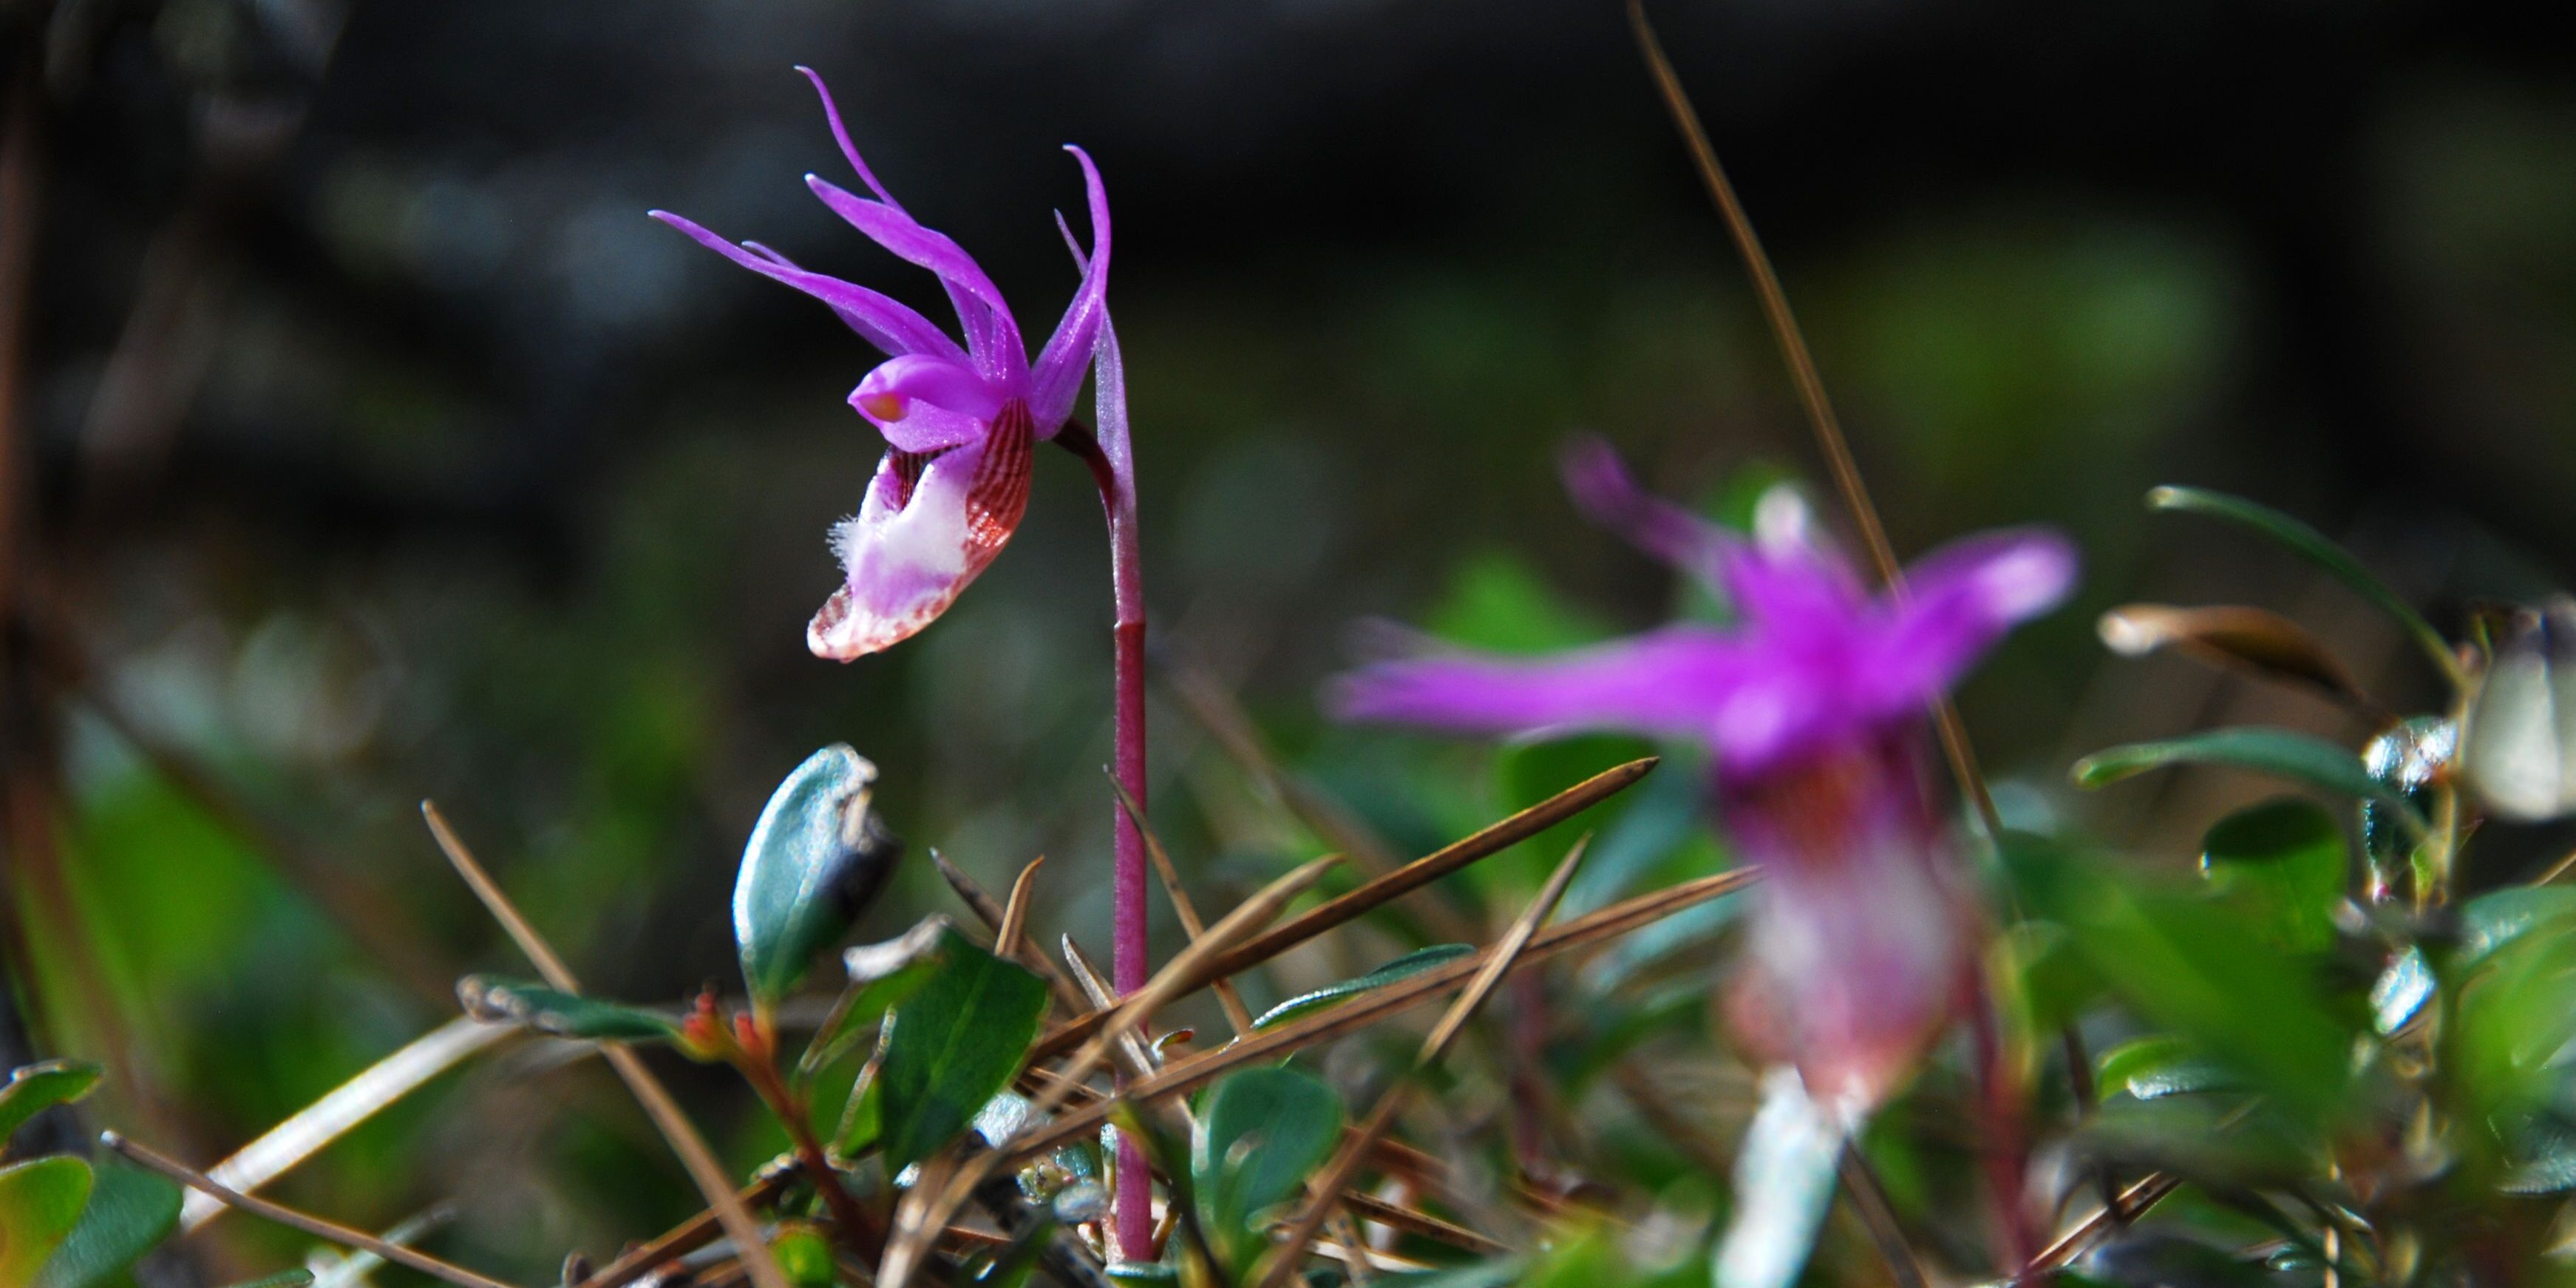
[2073,728,2429,838]
[218,1275,314,1288]
[2199,798,2348,953]
[0,1062,102,1149]
[804,915,956,1082]
[455,976,682,1043]
[1253,945,1474,1030]
[2454,887,2576,969]
[34,1162,181,1288]
[771,1222,837,1288]
[2147,485,2460,684]
[2097,1035,2236,1100]
[877,932,1049,1172]
[2008,836,2354,1121]
[1192,1067,1345,1267]
[2005,923,2105,1031]
[735,745,904,1006]
[0,1156,95,1287]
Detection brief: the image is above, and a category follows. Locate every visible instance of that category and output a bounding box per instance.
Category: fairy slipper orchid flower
[1328,438,2076,1108]
[650,69,1111,660]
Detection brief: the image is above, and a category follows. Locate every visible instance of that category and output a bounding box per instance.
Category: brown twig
[1253,837,1591,1288]
[574,1176,790,1288]
[1109,773,1254,1034]
[1032,759,1655,1062]
[106,1132,520,1288]
[421,801,794,1288]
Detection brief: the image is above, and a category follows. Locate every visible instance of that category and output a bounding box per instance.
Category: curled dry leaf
[2099,603,2374,711]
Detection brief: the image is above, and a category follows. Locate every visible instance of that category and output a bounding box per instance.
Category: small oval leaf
[877,931,1050,1172]
[736,745,905,1005]
[2073,727,2428,838]
[220,1274,316,1288]
[2455,887,2576,969]
[2097,1035,2236,1100]
[0,1156,95,1287]
[456,976,682,1043]
[1192,1067,1345,1265]
[2200,798,2347,953]
[33,1162,181,1288]
[0,1062,102,1150]
[1252,945,1475,1030]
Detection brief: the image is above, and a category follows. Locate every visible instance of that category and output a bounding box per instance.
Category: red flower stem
[1060,423,1153,1261]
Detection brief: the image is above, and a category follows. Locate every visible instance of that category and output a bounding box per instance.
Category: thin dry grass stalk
[1112,773,1255,1034]
[1339,1191,1509,1256]
[1001,866,1760,1168]
[997,855,1045,960]
[933,849,1092,1017]
[106,1132,521,1288]
[1031,757,1656,1063]
[181,1014,512,1233]
[1251,837,1590,1288]
[421,801,795,1288]
[1625,0,2005,842]
[574,1175,791,1288]
[2027,1173,2184,1275]
[1061,935,1163,1080]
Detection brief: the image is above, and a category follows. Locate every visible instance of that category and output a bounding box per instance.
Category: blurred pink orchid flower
[1329,438,2077,1106]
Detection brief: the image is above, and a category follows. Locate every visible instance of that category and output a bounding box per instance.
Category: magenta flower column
[657,70,1156,1259]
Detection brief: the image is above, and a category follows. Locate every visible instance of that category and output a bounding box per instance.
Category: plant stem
[1058,420,1154,1261]
[742,1051,883,1261]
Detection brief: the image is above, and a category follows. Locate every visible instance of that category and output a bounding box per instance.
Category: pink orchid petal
[650,211,964,363]
[808,405,1036,660]
[805,175,1026,382]
[1029,146,1112,430]
[1558,435,1736,593]
[1863,528,2079,714]
[850,353,1007,453]
[1325,626,1753,744]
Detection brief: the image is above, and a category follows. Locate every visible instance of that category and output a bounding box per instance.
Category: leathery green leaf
[877,930,1049,1172]
[2074,727,2428,838]
[0,1062,102,1149]
[735,745,904,1006]
[33,1162,181,1288]
[1253,944,1474,1030]
[2199,797,2348,953]
[2008,836,2354,1121]
[455,975,682,1043]
[1192,1066,1345,1265]
[0,1156,95,1287]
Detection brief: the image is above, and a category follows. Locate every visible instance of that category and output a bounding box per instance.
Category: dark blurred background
[5,0,2575,1278]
